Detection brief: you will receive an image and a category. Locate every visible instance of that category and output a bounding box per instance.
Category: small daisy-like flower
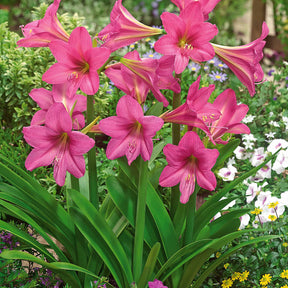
[188,62,201,72]
[280,269,288,279]
[221,278,233,288]
[270,120,280,127]
[216,252,221,258]
[142,50,161,59]
[265,132,276,139]
[207,57,218,65]
[260,274,272,286]
[251,208,263,215]
[231,272,241,281]
[267,69,275,76]
[268,201,279,209]
[268,214,277,221]
[283,242,288,247]
[239,271,249,282]
[242,115,256,124]
[209,71,228,82]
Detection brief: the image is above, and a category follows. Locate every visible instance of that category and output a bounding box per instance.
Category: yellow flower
[283,242,288,247]
[239,270,249,282]
[260,274,272,286]
[251,208,263,215]
[281,285,288,288]
[231,272,241,281]
[216,252,221,258]
[268,201,279,208]
[224,263,230,269]
[221,278,233,288]
[268,214,277,221]
[280,269,288,279]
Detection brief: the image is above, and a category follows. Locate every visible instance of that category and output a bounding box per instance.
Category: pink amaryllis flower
[171,0,221,20]
[105,51,179,106]
[159,131,219,204]
[211,22,269,96]
[29,83,87,129]
[42,27,111,95]
[23,103,95,186]
[97,0,163,51]
[99,95,164,165]
[17,0,69,47]
[154,2,218,74]
[161,76,221,136]
[208,88,250,144]
[148,279,168,288]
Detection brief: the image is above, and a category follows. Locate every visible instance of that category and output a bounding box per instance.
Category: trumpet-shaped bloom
[105,51,179,106]
[42,27,111,95]
[159,131,219,204]
[154,2,218,74]
[161,76,220,136]
[171,0,221,20]
[211,22,269,96]
[17,0,69,47]
[23,103,95,186]
[98,0,163,51]
[209,89,250,144]
[99,96,164,165]
[29,83,87,129]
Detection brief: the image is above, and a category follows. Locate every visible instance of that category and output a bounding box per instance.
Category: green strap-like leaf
[69,207,130,288]
[0,250,97,288]
[137,242,161,288]
[69,190,133,285]
[0,220,56,263]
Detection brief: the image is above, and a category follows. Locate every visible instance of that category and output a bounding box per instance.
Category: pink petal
[179,170,196,204]
[99,116,132,138]
[65,154,86,179]
[80,72,100,95]
[45,103,72,133]
[154,35,178,55]
[69,131,95,155]
[29,88,54,109]
[25,147,56,171]
[69,27,92,55]
[31,110,47,126]
[196,170,217,191]
[174,53,189,74]
[159,166,185,187]
[116,96,144,120]
[160,12,185,39]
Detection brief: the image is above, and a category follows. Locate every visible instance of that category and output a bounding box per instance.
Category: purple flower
[209,71,228,82]
[268,69,275,76]
[148,279,168,288]
[188,62,201,72]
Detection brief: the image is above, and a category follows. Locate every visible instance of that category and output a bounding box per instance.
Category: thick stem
[183,186,199,245]
[170,73,182,219]
[133,159,148,283]
[87,94,99,209]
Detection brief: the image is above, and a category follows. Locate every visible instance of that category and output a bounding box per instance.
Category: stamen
[67,71,79,81]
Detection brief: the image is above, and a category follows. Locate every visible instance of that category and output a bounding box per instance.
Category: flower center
[178,38,193,50]
[81,61,90,74]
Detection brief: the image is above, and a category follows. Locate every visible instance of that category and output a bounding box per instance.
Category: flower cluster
[18,0,267,202]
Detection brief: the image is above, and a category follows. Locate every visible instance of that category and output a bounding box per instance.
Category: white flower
[255,191,272,208]
[269,120,280,127]
[267,139,288,154]
[227,157,236,166]
[269,112,274,117]
[242,134,257,142]
[280,191,288,207]
[265,132,276,139]
[246,182,261,204]
[239,214,250,229]
[282,116,288,130]
[243,140,254,150]
[272,149,288,174]
[242,115,256,124]
[250,147,267,167]
[218,165,237,181]
[234,146,249,160]
[255,161,271,180]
